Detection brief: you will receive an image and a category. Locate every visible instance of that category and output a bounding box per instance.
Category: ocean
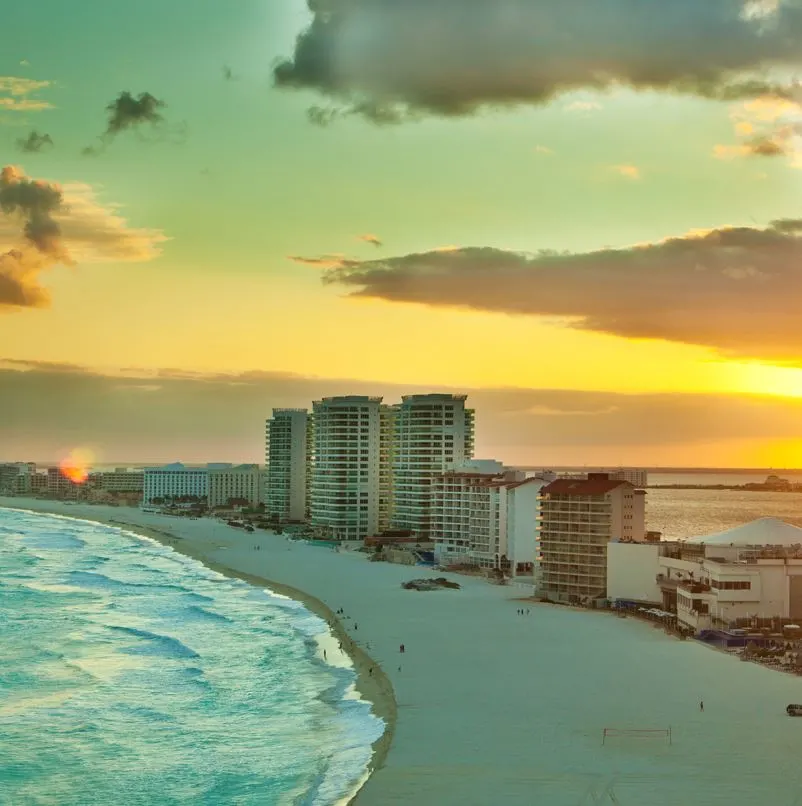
[0,508,383,806]
[645,472,802,541]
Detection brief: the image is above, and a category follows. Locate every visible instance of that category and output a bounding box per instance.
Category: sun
[59,447,95,484]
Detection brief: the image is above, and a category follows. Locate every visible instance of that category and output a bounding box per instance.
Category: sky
[2,0,802,467]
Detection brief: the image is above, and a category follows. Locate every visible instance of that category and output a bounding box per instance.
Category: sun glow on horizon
[59,448,94,484]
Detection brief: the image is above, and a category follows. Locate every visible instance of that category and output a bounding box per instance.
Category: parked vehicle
[786,704,802,716]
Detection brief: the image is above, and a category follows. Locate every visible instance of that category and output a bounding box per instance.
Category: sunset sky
[3,0,802,466]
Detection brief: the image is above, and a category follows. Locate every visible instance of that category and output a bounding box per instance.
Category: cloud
[288,253,346,267]
[358,233,382,247]
[83,91,170,154]
[273,0,802,123]
[0,165,167,310]
[16,131,53,154]
[321,218,802,365]
[5,358,802,464]
[719,91,802,164]
[0,76,53,112]
[610,164,641,179]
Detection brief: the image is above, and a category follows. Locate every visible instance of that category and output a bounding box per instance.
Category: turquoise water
[0,508,383,805]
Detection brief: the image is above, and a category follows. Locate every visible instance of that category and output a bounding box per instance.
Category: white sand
[5,498,802,806]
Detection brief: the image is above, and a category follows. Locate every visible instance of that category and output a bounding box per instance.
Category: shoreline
[8,499,802,804]
[0,500,395,805]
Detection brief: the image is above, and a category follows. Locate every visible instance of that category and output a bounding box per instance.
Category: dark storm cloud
[16,131,53,154]
[4,359,802,462]
[83,91,169,155]
[320,217,802,365]
[273,0,802,122]
[0,165,70,308]
[104,91,166,137]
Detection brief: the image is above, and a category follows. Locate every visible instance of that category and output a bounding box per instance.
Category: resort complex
[5,398,802,640]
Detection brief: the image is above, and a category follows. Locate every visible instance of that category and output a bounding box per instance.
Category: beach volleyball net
[602,727,672,745]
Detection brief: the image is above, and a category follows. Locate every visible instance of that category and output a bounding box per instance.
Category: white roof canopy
[685,517,802,547]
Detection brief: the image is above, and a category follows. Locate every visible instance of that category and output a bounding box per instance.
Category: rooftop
[685,518,802,547]
[542,477,632,496]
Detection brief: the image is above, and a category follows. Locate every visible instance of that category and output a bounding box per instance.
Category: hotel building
[208,464,262,509]
[265,408,311,521]
[539,474,646,603]
[0,462,36,494]
[309,396,388,540]
[432,460,546,575]
[608,518,802,631]
[143,463,209,505]
[391,394,475,539]
[93,468,145,494]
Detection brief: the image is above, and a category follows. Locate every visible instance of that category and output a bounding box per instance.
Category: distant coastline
[649,484,802,492]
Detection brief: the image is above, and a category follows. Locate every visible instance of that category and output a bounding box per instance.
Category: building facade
[607,519,802,631]
[46,467,81,499]
[265,409,311,521]
[391,394,475,539]
[94,469,145,494]
[309,396,386,540]
[143,463,209,505]
[431,460,506,565]
[607,468,648,488]
[208,464,262,509]
[539,474,646,603]
[432,461,545,575]
[0,462,36,494]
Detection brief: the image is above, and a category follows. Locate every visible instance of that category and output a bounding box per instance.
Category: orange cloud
[357,233,382,247]
[0,166,167,310]
[0,77,53,112]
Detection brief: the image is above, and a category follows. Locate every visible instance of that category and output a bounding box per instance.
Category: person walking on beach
[400,643,405,654]
[354,623,358,631]
[369,667,373,676]
[700,700,704,712]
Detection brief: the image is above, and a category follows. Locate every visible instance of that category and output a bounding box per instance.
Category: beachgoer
[369,667,373,676]
[354,623,358,630]
[400,644,405,654]
[700,700,704,712]
[323,650,327,660]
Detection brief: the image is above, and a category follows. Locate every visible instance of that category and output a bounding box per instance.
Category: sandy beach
[5,498,802,805]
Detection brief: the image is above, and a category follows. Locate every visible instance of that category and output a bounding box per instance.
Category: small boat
[786,704,802,716]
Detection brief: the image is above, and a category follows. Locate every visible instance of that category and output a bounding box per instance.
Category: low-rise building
[0,462,36,494]
[89,468,144,494]
[143,463,209,505]
[208,464,262,509]
[538,474,646,603]
[46,467,81,499]
[607,518,802,631]
[604,468,648,488]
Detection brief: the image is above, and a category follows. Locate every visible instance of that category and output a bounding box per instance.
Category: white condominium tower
[392,393,475,539]
[265,408,311,522]
[310,396,388,540]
